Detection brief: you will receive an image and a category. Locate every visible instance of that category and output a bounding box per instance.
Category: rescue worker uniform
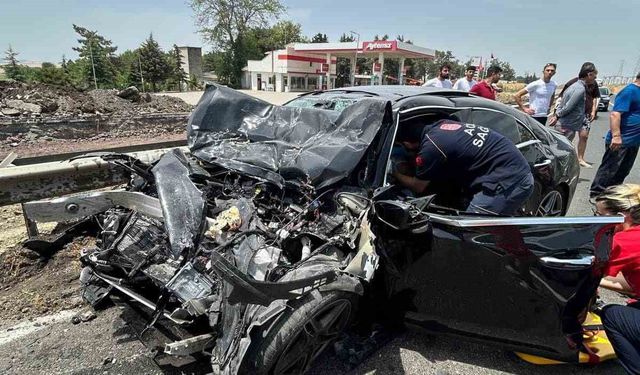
[415,120,534,215]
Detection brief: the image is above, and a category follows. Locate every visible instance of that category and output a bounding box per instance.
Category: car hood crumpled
[187,84,393,189]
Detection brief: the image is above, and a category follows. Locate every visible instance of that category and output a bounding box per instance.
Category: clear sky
[1,0,639,83]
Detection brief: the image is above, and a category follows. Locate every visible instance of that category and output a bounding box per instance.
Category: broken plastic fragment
[205,206,242,239]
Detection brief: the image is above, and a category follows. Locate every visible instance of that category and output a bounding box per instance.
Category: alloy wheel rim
[536,190,563,217]
[274,298,353,375]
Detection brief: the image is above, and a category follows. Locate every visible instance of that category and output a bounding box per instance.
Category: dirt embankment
[0,81,192,119]
[0,81,193,158]
[0,237,92,322]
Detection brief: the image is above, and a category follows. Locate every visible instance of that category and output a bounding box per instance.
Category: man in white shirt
[453,66,478,92]
[422,63,453,89]
[514,63,558,125]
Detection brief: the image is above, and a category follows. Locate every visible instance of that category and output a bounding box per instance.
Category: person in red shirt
[470,65,502,100]
[593,184,640,295]
[594,184,640,374]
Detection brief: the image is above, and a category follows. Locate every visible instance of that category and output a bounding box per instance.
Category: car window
[525,117,552,143]
[470,109,521,143]
[599,87,610,95]
[517,122,536,143]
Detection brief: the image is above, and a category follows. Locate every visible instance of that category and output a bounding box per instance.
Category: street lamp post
[349,31,360,87]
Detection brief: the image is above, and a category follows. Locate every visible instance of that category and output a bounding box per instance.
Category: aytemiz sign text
[362,41,398,51]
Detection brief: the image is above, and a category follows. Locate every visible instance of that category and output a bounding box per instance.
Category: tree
[516,73,539,84]
[190,0,285,87]
[65,58,88,88]
[38,62,69,86]
[191,0,285,48]
[311,33,328,43]
[269,21,306,48]
[424,50,464,80]
[168,45,188,91]
[335,33,355,87]
[111,49,143,89]
[72,24,118,89]
[138,34,171,91]
[3,45,24,81]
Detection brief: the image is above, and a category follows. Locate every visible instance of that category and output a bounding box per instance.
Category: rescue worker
[392,119,534,215]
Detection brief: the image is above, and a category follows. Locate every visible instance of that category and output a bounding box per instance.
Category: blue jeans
[468,174,534,216]
[590,144,639,198]
[601,304,640,374]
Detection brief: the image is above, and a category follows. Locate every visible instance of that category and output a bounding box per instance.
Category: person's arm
[609,111,623,150]
[393,172,430,194]
[547,90,556,115]
[600,273,636,296]
[555,86,582,117]
[590,97,599,121]
[514,87,534,114]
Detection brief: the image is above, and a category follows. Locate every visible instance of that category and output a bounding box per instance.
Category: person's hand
[524,107,535,115]
[591,112,597,122]
[548,115,558,126]
[610,135,623,151]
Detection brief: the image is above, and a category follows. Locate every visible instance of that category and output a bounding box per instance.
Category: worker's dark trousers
[601,304,640,374]
[590,144,639,198]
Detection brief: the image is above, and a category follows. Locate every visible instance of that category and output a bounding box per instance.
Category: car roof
[293,85,534,124]
[301,85,468,101]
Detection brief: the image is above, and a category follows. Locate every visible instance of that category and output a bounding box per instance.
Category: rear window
[599,87,610,95]
[470,109,521,143]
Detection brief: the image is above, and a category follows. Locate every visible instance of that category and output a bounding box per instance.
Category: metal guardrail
[9,139,187,166]
[0,147,187,206]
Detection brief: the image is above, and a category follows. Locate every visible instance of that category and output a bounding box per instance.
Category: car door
[469,108,559,216]
[371,197,622,362]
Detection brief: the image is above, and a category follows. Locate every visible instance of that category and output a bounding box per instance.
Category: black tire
[240,290,358,375]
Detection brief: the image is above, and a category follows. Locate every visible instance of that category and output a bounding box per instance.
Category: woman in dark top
[555,75,601,167]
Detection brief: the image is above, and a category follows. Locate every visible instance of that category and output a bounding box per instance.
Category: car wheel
[535,189,564,217]
[240,290,358,375]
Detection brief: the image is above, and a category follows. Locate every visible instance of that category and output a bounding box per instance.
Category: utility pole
[138,53,145,93]
[633,53,640,77]
[88,40,98,90]
[350,31,360,86]
[617,59,626,77]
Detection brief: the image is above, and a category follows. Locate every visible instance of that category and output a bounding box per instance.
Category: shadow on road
[311,329,626,375]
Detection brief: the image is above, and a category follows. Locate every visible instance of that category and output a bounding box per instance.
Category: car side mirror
[374,200,411,230]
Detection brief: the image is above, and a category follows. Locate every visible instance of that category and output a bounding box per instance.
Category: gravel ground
[0,106,637,374]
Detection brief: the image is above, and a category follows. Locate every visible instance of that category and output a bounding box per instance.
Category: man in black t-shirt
[392,120,534,215]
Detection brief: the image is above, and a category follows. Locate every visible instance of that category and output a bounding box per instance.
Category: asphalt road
[566,109,640,216]
[1,109,637,375]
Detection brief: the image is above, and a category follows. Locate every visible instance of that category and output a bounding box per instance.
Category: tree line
[2,0,527,91]
[191,0,520,88]
[2,25,198,92]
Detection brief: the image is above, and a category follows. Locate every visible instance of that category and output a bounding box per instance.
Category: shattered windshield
[187,84,393,189]
[284,96,360,112]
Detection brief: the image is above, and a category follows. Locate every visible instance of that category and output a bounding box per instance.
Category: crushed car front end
[21,84,393,374]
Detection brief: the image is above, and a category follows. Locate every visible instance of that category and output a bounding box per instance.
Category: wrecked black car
[22,84,623,373]
[285,85,580,216]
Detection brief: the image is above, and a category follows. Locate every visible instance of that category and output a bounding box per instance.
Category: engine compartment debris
[16,84,391,374]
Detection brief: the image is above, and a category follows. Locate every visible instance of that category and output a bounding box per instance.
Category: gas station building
[245,40,435,92]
